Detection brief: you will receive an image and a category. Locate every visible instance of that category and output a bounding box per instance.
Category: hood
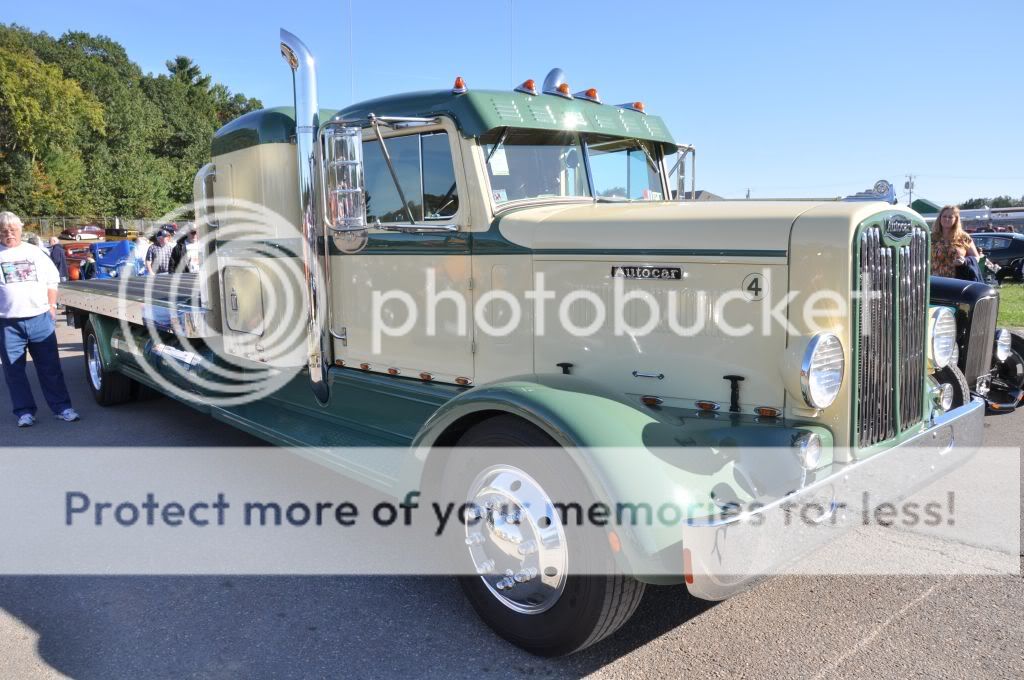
[495,200,825,254]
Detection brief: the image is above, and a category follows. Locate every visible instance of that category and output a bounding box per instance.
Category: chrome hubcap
[464,465,568,614]
[86,335,103,391]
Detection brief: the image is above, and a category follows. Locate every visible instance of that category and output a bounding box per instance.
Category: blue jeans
[0,312,73,417]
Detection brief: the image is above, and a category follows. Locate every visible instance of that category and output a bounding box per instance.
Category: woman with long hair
[931,205,981,277]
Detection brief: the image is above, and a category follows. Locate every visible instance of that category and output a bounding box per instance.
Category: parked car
[64,244,93,281]
[59,224,105,241]
[930,276,1023,411]
[970,232,1024,282]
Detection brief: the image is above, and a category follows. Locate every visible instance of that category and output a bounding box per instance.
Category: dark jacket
[49,244,69,280]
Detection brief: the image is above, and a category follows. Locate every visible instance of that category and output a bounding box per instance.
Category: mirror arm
[370,114,417,225]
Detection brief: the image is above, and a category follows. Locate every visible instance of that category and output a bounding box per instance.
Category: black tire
[999,332,1024,394]
[447,415,645,656]
[82,319,135,406]
[935,363,970,410]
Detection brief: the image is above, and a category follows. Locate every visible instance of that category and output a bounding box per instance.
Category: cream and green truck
[59,30,984,656]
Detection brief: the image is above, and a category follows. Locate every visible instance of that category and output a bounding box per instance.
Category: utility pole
[904,174,915,206]
[745,188,751,199]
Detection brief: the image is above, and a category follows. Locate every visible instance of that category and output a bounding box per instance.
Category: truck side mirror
[321,124,367,231]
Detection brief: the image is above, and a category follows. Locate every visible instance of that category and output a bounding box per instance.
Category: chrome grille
[856,226,928,447]
[964,296,997,384]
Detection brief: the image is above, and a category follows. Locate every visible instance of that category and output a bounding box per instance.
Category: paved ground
[0,320,1020,679]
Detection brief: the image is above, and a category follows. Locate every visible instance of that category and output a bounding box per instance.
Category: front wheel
[448,415,645,656]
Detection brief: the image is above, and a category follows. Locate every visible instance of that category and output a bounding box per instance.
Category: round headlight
[939,382,954,411]
[995,329,1012,362]
[793,432,822,470]
[929,307,957,370]
[800,333,845,409]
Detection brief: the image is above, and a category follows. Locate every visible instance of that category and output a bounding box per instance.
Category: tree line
[0,24,262,219]
[960,196,1024,210]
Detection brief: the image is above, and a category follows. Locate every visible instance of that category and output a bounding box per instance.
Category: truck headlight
[929,307,957,370]
[800,333,844,409]
[792,432,822,470]
[995,328,1012,362]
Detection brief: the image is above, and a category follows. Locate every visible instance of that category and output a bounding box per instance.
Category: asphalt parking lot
[0,320,1020,679]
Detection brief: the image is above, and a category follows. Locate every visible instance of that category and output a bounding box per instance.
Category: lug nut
[475,560,495,574]
[513,568,536,583]
[517,541,537,556]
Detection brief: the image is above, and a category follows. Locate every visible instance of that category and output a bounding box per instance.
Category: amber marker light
[419,372,433,382]
[641,395,663,407]
[574,87,601,103]
[683,548,694,585]
[515,79,538,95]
[359,363,370,371]
[387,368,400,376]
[632,101,645,112]
[334,359,344,367]
[455,377,473,386]
[452,76,467,94]
[755,406,781,418]
[695,401,721,412]
[557,82,571,96]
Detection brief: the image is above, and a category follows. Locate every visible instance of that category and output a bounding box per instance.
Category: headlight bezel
[800,332,845,409]
[929,307,957,371]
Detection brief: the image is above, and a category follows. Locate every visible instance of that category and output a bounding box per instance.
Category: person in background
[133,235,150,275]
[27,234,49,256]
[48,237,69,282]
[0,211,80,427]
[145,229,174,275]
[169,226,201,273]
[931,205,981,278]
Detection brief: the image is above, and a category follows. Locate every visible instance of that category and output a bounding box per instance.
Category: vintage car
[970,232,1024,282]
[64,243,93,281]
[930,276,1023,411]
[59,224,105,241]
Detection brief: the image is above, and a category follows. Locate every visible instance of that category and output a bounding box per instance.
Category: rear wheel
[934,363,970,410]
[448,415,645,656]
[997,332,1024,401]
[83,319,135,406]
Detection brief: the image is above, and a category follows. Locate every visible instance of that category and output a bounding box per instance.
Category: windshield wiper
[485,126,510,165]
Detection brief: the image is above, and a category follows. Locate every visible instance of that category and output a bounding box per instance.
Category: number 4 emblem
[742,273,767,301]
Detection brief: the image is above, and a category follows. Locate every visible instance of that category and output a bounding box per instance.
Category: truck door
[330,122,474,384]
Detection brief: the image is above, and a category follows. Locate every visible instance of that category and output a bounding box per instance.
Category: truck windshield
[481,128,665,206]
[481,129,590,205]
[587,136,664,201]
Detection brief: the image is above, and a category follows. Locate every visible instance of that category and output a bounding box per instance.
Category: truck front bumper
[681,398,986,601]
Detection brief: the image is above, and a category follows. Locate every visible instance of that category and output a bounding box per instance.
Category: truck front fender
[409,375,829,571]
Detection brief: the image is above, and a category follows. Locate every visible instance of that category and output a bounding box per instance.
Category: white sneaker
[55,408,80,422]
[17,414,36,427]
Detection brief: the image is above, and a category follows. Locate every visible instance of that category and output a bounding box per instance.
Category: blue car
[89,240,145,279]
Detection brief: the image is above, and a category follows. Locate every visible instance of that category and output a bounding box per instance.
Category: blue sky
[6,0,1022,205]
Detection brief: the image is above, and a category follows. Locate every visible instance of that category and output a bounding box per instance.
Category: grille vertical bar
[856,225,927,447]
[964,296,997,385]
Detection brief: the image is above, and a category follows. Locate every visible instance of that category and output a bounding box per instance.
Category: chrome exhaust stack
[280,29,330,405]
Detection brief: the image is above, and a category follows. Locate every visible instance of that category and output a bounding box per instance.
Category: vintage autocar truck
[59,30,985,656]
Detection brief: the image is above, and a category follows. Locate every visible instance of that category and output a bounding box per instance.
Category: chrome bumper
[681,398,986,600]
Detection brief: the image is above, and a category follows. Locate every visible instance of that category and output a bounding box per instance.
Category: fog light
[792,432,822,470]
[995,329,1012,362]
[939,382,954,411]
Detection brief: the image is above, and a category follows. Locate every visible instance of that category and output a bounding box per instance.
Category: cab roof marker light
[515,79,538,96]
[695,400,721,412]
[452,76,467,94]
[574,87,601,103]
[541,68,573,99]
[616,101,646,114]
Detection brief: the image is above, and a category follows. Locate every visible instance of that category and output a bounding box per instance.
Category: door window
[363,132,459,224]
